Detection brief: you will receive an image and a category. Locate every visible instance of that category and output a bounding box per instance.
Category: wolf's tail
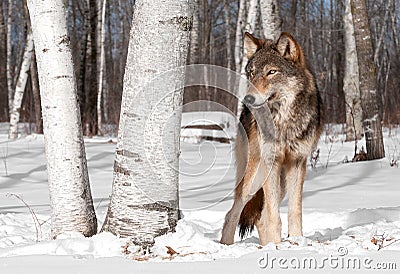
[238,188,264,239]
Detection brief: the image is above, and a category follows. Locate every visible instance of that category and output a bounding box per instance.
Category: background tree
[101,0,192,246]
[8,28,33,140]
[343,0,362,142]
[0,0,7,120]
[2,0,400,137]
[260,0,281,40]
[30,51,43,134]
[7,0,34,139]
[27,0,97,238]
[97,0,107,135]
[6,0,14,120]
[350,0,385,159]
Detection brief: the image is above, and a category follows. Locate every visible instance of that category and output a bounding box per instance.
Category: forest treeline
[0,0,399,136]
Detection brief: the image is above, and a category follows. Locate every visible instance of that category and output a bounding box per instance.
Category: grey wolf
[220,32,323,245]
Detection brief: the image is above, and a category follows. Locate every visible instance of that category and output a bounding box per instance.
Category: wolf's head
[243,32,315,115]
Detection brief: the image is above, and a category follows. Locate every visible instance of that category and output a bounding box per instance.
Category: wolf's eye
[267,70,277,76]
[250,71,255,78]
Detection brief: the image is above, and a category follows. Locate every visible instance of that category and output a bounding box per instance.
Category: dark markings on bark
[127,200,177,211]
[122,111,138,118]
[58,35,70,45]
[160,16,193,31]
[113,160,130,176]
[116,149,141,159]
[55,75,73,79]
[182,124,224,130]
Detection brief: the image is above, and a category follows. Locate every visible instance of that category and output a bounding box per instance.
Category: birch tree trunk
[102,0,192,246]
[27,0,97,238]
[343,0,362,141]
[224,0,233,95]
[237,0,258,103]
[0,0,7,120]
[234,0,246,73]
[260,0,281,40]
[8,31,33,139]
[97,0,107,135]
[350,0,385,160]
[188,0,199,64]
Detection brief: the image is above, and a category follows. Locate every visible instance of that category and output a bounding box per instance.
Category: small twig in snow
[1,142,9,176]
[6,193,42,242]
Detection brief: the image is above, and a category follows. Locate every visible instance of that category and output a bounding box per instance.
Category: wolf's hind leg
[286,158,306,237]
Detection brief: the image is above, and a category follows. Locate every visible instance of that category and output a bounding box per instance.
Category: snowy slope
[0,122,400,273]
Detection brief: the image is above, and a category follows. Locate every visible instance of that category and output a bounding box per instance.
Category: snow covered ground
[0,120,400,273]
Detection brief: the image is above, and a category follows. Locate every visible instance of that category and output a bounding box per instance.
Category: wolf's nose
[243,95,256,106]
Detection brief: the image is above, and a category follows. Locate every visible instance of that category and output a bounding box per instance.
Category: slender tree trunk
[77,0,90,126]
[0,0,7,121]
[224,0,233,102]
[244,0,258,38]
[27,0,97,238]
[343,0,362,141]
[118,0,126,90]
[238,0,258,103]
[290,0,297,34]
[8,31,33,139]
[104,0,112,124]
[6,0,13,118]
[30,50,42,134]
[189,0,199,65]
[224,0,232,72]
[97,0,107,135]
[84,0,98,136]
[260,0,281,40]
[234,0,246,73]
[350,0,385,159]
[102,0,192,246]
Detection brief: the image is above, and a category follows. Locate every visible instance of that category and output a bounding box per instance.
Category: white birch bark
[97,0,107,134]
[237,0,258,104]
[234,0,246,73]
[189,0,199,64]
[8,31,33,140]
[7,0,14,115]
[224,0,233,93]
[260,0,281,40]
[27,0,97,238]
[343,0,362,141]
[101,0,192,245]
[244,0,258,42]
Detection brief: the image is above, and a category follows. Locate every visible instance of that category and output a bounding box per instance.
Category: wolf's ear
[244,32,263,59]
[276,32,306,67]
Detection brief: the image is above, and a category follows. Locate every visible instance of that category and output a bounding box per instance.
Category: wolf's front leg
[221,159,263,245]
[286,158,306,237]
[257,164,282,245]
